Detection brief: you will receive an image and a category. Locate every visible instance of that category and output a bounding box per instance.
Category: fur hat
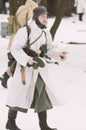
[33,6,47,20]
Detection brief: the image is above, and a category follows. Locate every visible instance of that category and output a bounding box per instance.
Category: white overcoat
[74,0,86,13]
[7,20,63,112]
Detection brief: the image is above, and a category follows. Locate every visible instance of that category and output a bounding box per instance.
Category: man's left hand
[59,51,68,60]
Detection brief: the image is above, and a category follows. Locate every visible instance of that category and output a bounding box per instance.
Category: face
[38,13,48,25]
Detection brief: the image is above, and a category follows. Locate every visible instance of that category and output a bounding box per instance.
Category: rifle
[8,31,47,84]
[20,43,47,84]
[18,45,46,84]
[23,44,47,69]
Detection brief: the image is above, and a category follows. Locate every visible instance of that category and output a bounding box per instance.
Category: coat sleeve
[11,28,30,67]
[46,30,62,62]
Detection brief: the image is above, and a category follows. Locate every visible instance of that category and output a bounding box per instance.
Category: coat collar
[28,19,46,32]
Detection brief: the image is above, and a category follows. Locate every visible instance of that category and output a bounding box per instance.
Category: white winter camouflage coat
[6,20,64,112]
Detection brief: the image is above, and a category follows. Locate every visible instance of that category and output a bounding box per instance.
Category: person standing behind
[74,0,86,21]
[0,0,38,88]
[5,6,67,130]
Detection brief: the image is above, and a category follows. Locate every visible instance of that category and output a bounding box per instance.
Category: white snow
[0,14,86,130]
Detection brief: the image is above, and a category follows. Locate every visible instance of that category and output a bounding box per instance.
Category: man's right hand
[28,57,37,65]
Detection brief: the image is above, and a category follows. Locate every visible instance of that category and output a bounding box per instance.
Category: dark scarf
[35,19,46,29]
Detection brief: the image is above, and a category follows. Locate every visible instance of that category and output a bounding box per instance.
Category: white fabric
[74,0,86,13]
[7,20,64,111]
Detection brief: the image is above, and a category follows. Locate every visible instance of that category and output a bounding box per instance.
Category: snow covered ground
[0,14,86,130]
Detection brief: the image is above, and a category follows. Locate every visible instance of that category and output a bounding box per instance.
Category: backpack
[7,0,37,35]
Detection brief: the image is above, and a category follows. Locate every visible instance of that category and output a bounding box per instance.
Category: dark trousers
[78,13,83,21]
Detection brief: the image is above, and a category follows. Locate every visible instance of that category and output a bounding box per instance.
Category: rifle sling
[30,30,44,47]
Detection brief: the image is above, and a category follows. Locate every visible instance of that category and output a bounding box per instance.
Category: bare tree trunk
[50,0,68,40]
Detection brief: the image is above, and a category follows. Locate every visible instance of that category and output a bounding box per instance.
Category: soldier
[5,6,67,130]
[0,0,28,87]
[74,0,86,21]
[0,0,38,88]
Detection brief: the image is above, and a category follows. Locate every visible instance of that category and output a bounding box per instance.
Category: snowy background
[0,13,86,130]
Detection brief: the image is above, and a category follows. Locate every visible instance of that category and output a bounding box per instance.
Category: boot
[38,111,57,130]
[0,72,9,88]
[6,109,21,130]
